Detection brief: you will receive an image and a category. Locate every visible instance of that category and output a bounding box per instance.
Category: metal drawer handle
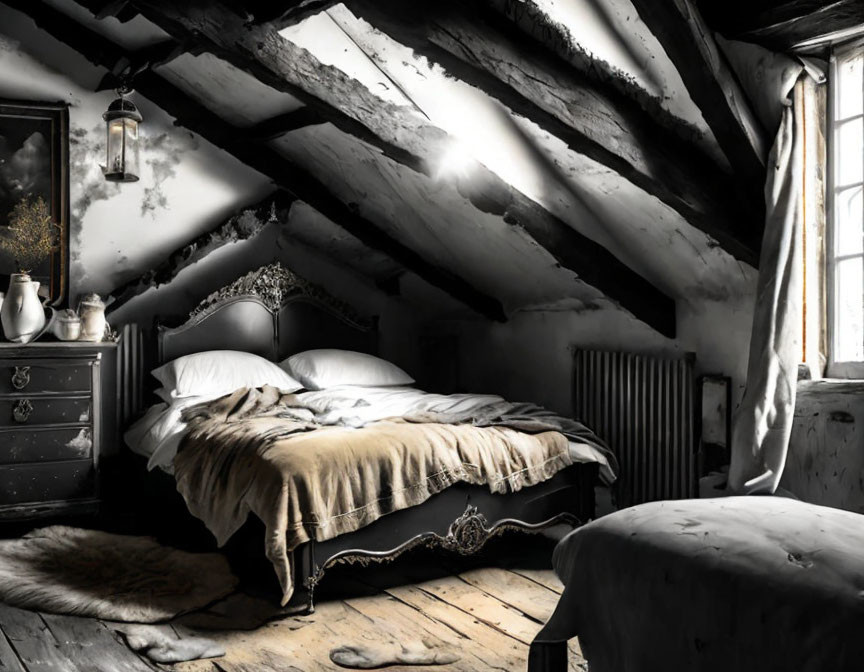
[11,366,30,391]
[13,399,33,423]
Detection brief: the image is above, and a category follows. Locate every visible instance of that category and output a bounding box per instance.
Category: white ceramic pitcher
[1,274,47,343]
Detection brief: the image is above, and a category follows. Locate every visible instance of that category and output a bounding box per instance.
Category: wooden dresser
[0,342,118,520]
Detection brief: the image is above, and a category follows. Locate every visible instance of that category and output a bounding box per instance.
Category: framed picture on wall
[697,375,731,476]
[0,99,70,306]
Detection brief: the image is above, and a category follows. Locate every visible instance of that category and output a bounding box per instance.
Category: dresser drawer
[0,427,92,464]
[0,460,95,506]
[0,360,94,394]
[0,396,91,427]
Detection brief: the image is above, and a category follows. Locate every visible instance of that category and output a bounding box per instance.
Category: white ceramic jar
[77,294,106,342]
[53,309,82,341]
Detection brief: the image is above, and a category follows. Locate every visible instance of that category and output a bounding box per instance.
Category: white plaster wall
[0,7,273,304]
[433,293,754,418]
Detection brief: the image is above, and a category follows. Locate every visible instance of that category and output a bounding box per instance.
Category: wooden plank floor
[0,559,585,672]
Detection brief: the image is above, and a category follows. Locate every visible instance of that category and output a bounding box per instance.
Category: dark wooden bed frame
[121,263,597,612]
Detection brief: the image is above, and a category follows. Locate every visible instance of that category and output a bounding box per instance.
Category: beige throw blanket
[176,386,612,604]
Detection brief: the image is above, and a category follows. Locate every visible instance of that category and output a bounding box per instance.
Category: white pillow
[152,350,303,399]
[282,349,414,390]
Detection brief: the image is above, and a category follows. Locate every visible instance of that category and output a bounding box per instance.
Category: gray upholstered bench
[529,497,864,672]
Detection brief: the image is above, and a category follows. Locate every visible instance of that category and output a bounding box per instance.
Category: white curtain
[719,38,816,494]
[728,88,803,494]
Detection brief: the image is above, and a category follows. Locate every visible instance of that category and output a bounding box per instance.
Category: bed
[121,264,614,612]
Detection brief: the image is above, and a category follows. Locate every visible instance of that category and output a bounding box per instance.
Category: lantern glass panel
[105,117,140,181]
[123,118,140,180]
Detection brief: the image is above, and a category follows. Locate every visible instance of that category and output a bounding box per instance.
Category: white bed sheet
[125,385,613,479]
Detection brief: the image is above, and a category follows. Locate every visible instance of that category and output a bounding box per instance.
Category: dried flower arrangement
[0,196,60,274]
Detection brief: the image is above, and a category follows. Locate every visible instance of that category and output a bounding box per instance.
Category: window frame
[826,40,864,378]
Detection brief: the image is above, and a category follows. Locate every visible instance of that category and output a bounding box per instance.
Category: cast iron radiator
[117,322,146,426]
[573,349,696,506]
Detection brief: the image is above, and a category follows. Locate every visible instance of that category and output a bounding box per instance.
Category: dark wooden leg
[283,541,317,615]
[527,639,569,672]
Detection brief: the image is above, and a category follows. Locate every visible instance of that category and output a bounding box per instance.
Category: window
[828,44,864,376]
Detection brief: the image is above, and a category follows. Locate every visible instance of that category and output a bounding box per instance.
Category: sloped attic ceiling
[697,0,864,53]
[3,0,786,338]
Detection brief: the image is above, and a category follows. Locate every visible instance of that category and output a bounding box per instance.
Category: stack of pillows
[151,349,415,401]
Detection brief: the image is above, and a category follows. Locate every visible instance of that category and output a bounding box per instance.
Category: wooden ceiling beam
[84,0,139,22]
[246,107,326,140]
[736,0,864,50]
[120,0,428,175]
[627,0,769,193]
[348,0,762,265]
[235,0,340,28]
[483,0,713,146]
[132,38,192,69]
[8,0,507,322]
[90,0,128,19]
[122,0,677,336]
[95,38,190,91]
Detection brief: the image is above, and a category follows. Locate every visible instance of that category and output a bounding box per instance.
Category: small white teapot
[77,294,107,342]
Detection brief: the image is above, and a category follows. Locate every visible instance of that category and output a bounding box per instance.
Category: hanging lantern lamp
[102,86,142,182]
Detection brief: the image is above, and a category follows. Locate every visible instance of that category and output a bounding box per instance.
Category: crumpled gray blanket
[330,640,459,668]
[110,592,294,663]
[401,399,617,484]
[113,624,224,663]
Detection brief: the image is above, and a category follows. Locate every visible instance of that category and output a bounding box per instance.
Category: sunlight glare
[436,141,476,181]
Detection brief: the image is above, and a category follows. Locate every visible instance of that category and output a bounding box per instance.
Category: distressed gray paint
[782,381,864,514]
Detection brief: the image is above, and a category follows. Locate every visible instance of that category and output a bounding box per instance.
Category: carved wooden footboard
[288,463,596,613]
[303,507,579,604]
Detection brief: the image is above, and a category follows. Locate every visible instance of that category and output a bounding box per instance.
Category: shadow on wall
[68,97,273,299]
[107,207,427,379]
[420,293,753,419]
[68,119,210,297]
[69,124,118,225]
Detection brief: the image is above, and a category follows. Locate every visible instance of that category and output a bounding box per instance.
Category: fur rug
[0,526,238,622]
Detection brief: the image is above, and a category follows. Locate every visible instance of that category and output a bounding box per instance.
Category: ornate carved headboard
[118,263,377,426]
[157,264,376,363]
